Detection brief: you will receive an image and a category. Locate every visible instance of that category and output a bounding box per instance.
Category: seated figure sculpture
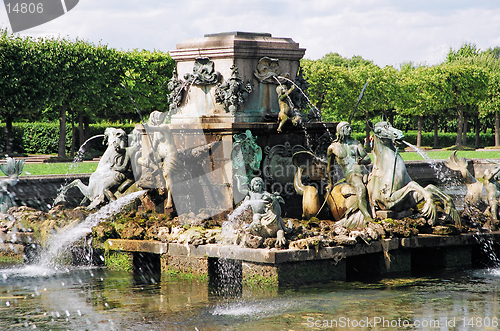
[293,119,460,228]
[327,121,373,225]
[244,177,292,245]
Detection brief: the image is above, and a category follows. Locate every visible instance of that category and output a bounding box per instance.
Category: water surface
[0,263,499,330]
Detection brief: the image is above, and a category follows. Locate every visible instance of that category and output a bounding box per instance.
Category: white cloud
[0,0,499,66]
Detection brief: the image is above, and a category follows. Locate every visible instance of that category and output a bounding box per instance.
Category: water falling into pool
[1,190,145,278]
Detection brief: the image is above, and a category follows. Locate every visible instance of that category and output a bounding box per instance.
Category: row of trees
[301,44,500,148]
[2,29,499,154]
[0,29,175,157]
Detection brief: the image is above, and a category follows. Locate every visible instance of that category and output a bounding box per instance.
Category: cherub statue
[276,84,301,132]
[244,177,292,245]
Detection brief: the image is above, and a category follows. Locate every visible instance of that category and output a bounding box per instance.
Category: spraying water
[473,231,500,267]
[71,134,105,163]
[275,76,324,123]
[1,190,146,278]
[274,76,334,146]
[221,200,252,244]
[58,134,106,194]
[402,141,462,191]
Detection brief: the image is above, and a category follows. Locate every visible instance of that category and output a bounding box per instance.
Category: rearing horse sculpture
[54,128,136,210]
[366,121,460,226]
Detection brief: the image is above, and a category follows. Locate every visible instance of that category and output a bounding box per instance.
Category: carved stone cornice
[170,32,306,61]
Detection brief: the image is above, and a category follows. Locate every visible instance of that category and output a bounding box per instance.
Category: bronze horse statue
[366,120,460,226]
[54,128,136,210]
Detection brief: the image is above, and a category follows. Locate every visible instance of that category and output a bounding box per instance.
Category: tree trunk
[5,114,13,154]
[78,113,84,148]
[388,109,395,124]
[456,105,464,146]
[70,108,75,157]
[417,116,422,147]
[433,115,439,149]
[462,113,468,146]
[496,112,500,147]
[58,103,67,158]
[83,116,90,141]
[365,111,370,150]
[475,115,480,149]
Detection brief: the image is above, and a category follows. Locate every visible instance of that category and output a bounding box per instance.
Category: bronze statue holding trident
[322,82,373,225]
[327,121,373,223]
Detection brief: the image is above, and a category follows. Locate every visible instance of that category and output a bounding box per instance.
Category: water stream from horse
[59,134,106,191]
[1,190,145,279]
[403,141,464,194]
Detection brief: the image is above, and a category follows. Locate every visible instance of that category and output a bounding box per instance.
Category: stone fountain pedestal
[169,31,306,123]
[136,32,336,218]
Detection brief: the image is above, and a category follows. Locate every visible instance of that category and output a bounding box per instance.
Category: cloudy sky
[1,0,500,67]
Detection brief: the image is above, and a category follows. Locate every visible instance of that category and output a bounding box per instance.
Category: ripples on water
[0,263,499,330]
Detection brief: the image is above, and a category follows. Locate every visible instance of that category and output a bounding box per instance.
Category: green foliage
[164,267,208,281]
[318,52,374,68]
[446,43,480,63]
[480,71,500,116]
[115,49,175,119]
[300,59,358,122]
[18,162,97,176]
[0,29,176,157]
[352,131,495,149]
[0,122,135,154]
[105,251,133,272]
[244,274,278,286]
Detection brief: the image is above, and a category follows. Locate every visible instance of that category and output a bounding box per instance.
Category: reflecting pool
[0,263,499,330]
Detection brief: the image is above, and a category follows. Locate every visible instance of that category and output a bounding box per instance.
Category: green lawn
[19,162,98,176]
[397,150,500,161]
[2,150,500,176]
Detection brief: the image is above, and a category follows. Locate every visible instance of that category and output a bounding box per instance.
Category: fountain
[1,34,497,272]
[1,31,500,329]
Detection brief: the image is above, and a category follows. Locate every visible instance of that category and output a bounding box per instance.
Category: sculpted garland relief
[167,57,222,116]
[215,65,253,114]
[183,57,221,86]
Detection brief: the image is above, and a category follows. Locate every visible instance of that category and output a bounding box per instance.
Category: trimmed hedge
[0,122,136,155]
[352,131,495,149]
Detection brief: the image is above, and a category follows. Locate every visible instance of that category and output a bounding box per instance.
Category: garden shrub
[0,122,136,155]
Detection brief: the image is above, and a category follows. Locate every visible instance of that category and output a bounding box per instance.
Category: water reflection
[0,263,499,330]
